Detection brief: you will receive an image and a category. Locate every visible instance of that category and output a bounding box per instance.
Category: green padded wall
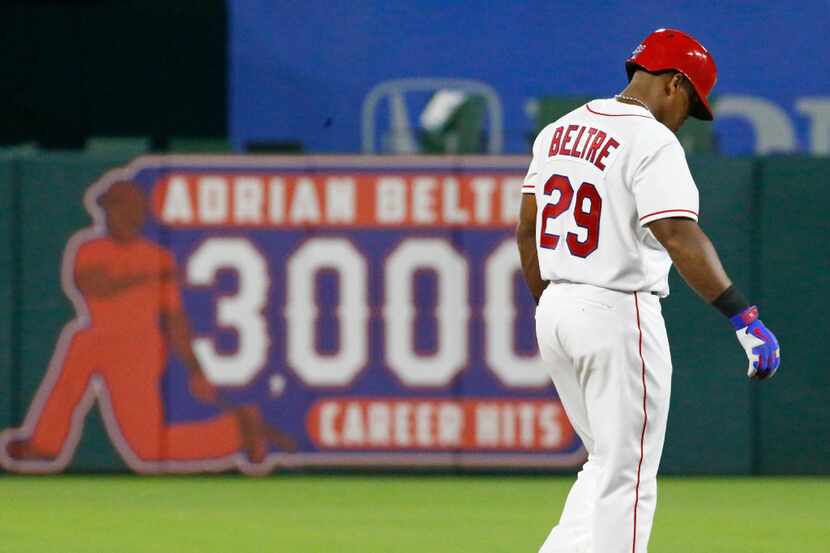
[757,157,830,474]
[0,157,16,428]
[0,153,828,474]
[15,154,131,471]
[659,156,756,474]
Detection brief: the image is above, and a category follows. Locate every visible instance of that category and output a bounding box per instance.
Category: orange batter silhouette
[3,181,293,472]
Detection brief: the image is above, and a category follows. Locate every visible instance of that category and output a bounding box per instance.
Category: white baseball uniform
[523,98,699,553]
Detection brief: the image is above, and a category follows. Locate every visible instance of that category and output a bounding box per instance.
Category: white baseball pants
[534,283,672,553]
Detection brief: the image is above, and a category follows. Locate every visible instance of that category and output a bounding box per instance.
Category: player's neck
[617,85,675,129]
[615,87,654,114]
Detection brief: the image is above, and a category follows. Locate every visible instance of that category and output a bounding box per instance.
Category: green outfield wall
[0,153,826,475]
[757,159,830,473]
[0,155,15,435]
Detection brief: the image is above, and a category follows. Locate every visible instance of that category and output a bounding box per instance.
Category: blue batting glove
[730,306,780,380]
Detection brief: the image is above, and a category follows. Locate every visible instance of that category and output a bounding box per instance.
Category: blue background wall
[229,1,830,155]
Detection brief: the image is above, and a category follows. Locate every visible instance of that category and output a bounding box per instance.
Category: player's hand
[189,372,219,403]
[730,306,780,380]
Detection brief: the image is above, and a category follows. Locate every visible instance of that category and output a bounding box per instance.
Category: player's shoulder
[532,121,558,151]
[531,103,589,152]
[638,118,678,146]
[625,114,680,157]
[585,98,675,138]
[535,103,587,136]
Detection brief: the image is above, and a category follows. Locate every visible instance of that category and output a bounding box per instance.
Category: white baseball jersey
[523,97,699,297]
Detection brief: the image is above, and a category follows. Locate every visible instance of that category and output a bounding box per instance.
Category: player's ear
[672,73,693,100]
[666,72,683,97]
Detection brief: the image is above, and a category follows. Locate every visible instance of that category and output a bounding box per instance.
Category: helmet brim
[688,88,714,121]
[625,61,714,120]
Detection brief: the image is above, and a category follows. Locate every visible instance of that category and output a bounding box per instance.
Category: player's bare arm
[516,194,547,303]
[647,218,731,301]
[649,217,780,379]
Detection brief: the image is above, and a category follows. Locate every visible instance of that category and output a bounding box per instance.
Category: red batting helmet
[626,28,717,120]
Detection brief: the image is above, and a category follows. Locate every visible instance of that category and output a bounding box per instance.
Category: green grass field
[1,475,827,552]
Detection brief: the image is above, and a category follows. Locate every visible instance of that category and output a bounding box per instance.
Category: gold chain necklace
[615,94,653,116]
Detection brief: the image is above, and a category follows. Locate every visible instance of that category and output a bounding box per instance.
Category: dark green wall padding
[660,157,757,475]
[0,154,16,430]
[756,158,830,474]
[0,153,827,474]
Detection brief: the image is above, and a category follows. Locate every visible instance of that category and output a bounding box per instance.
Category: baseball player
[1,181,294,473]
[516,29,780,553]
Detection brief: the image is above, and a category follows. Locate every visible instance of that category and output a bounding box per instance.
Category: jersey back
[522,98,700,297]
